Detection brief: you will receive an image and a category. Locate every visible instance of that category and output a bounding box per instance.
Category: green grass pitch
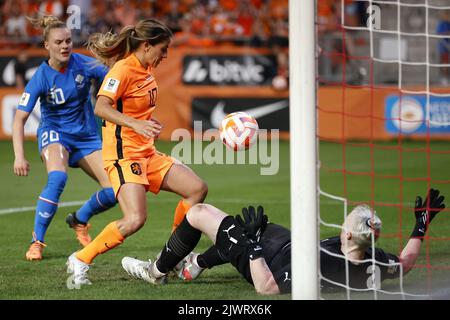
[0,139,449,300]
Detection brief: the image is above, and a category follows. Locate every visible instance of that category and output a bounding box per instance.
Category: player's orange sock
[172,200,192,232]
[76,221,124,264]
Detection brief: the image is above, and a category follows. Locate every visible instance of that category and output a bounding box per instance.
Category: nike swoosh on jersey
[137,75,155,88]
[210,100,289,128]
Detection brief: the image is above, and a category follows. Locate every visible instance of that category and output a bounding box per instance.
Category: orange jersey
[98,54,158,160]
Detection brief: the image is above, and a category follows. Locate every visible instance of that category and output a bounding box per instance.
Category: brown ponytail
[88,19,173,66]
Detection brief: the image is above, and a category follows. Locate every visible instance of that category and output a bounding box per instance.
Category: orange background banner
[1,47,450,141]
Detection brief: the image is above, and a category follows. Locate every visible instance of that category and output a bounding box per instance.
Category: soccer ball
[219,112,259,151]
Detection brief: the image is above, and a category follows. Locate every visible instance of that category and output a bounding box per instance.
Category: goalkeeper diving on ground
[71,188,445,294]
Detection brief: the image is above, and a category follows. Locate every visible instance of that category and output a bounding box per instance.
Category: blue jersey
[17,53,108,137]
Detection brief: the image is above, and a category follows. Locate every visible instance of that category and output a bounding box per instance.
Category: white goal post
[289,0,450,300]
[289,0,319,299]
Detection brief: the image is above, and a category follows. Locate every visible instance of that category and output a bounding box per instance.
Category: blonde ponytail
[27,15,66,41]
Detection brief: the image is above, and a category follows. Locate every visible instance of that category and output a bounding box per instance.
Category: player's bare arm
[400,189,445,274]
[399,239,422,274]
[95,95,162,139]
[235,206,277,294]
[12,109,31,176]
[249,258,280,295]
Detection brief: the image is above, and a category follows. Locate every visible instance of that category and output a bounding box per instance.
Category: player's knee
[99,187,117,208]
[198,180,208,198]
[46,171,68,195]
[123,214,147,233]
[191,180,208,202]
[186,203,210,228]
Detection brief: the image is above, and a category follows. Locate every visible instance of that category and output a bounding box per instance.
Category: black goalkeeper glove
[411,188,445,240]
[235,205,268,260]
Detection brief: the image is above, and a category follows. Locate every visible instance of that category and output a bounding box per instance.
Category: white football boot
[66,253,92,286]
[121,257,167,285]
[177,252,205,281]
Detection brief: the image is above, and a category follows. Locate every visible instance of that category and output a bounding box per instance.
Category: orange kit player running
[66,19,208,285]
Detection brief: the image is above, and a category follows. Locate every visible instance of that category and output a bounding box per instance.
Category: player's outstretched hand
[411,188,445,240]
[236,205,268,244]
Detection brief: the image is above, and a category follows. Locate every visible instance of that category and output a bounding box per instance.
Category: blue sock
[75,187,116,224]
[33,171,68,243]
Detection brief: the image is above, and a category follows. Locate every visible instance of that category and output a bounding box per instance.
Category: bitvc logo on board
[182,55,277,86]
[385,95,450,134]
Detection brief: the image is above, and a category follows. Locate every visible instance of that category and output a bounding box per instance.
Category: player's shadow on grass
[38,253,75,261]
[117,272,245,287]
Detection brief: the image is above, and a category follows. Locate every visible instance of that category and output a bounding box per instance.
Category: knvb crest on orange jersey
[131,162,142,175]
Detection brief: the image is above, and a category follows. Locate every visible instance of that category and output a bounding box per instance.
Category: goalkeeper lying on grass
[120,189,445,295]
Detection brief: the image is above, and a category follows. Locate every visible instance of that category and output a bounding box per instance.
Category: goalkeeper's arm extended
[400,188,445,274]
[235,206,279,295]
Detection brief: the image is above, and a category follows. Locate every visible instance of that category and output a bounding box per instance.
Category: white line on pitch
[0,198,291,216]
[0,201,86,216]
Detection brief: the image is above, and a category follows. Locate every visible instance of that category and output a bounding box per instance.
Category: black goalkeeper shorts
[215,216,253,284]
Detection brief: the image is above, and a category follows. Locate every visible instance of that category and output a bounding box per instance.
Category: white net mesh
[317,0,450,300]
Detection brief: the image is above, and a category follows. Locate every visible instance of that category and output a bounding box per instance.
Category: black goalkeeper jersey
[218,220,401,294]
[258,227,401,293]
[320,236,401,290]
[215,219,292,294]
[260,223,291,294]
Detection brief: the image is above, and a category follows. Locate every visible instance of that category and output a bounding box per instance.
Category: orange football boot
[66,212,92,247]
[25,232,47,261]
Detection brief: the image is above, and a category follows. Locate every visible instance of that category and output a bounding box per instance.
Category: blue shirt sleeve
[17,68,43,113]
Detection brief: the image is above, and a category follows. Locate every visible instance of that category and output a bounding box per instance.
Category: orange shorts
[105,151,175,198]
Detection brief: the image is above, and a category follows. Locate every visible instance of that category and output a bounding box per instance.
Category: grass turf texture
[0,139,449,299]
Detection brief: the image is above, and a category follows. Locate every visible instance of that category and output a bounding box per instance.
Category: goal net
[291,0,450,300]
[317,0,450,299]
